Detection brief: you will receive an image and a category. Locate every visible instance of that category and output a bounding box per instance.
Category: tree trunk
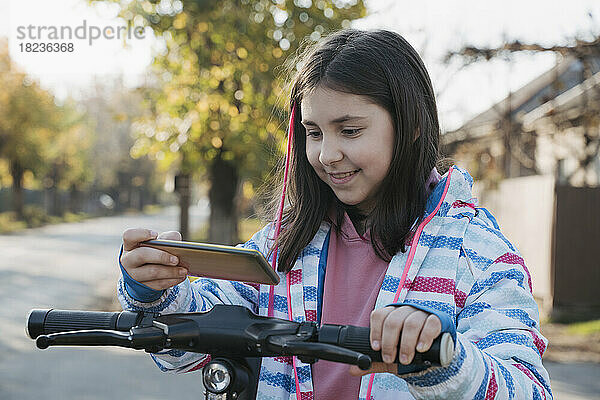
[138,186,146,211]
[179,188,190,240]
[68,183,82,213]
[116,171,129,213]
[50,163,63,216]
[208,154,239,245]
[9,159,24,220]
[176,173,191,240]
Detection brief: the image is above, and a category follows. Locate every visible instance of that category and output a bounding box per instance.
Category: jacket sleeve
[116,227,271,374]
[403,227,552,399]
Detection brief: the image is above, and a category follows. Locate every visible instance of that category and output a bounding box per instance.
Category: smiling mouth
[329,169,360,179]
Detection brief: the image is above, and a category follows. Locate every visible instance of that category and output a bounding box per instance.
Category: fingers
[379,307,415,364]
[416,314,442,353]
[398,311,428,364]
[157,231,182,241]
[121,246,180,270]
[120,228,186,291]
[370,306,443,368]
[120,241,187,289]
[369,306,395,351]
[122,229,182,252]
[123,228,158,251]
[126,263,188,283]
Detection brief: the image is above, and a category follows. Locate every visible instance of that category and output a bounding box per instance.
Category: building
[442,54,600,320]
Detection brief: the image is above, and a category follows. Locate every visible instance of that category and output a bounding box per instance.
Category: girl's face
[301,86,395,213]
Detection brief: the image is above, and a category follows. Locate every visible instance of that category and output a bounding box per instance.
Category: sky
[1,0,600,131]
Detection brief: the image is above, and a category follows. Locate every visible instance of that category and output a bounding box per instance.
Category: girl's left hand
[348,305,441,376]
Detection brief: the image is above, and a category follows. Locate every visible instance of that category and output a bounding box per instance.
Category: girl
[118,29,552,399]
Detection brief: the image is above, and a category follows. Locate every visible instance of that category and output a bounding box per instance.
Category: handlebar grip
[325,325,454,367]
[26,309,140,339]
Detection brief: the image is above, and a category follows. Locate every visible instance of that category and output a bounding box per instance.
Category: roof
[443,54,600,145]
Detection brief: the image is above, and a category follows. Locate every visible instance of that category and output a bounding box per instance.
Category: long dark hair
[263,29,441,273]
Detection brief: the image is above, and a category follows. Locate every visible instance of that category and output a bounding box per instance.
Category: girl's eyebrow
[301,115,368,126]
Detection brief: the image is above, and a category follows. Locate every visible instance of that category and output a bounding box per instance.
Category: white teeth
[332,170,358,178]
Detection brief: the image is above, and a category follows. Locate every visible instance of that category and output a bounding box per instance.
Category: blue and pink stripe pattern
[117,166,552,399]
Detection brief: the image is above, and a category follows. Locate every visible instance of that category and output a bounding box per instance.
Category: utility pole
[175,172,191,240]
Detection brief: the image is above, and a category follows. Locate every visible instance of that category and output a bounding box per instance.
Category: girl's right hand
[120,228,189,291]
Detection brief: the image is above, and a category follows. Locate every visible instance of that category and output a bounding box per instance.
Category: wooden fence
[552,185,600,320]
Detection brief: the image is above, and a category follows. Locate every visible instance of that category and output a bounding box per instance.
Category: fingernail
[178,268,187,277]
[371,340,380,350]
[383,355,392,364]
[416,342,425,352]
[400,354,409,364]
[170,256,178,264]
[150,230,158,238]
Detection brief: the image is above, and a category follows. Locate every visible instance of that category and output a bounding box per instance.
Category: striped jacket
[117,166,552,399]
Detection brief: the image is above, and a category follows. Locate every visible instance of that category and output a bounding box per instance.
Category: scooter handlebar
[26,309,140,340]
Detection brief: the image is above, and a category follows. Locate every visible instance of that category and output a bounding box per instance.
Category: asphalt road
[0,206,598,399]
[0,205,207,400]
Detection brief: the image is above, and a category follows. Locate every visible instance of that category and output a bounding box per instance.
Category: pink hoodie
[312,168,442,398]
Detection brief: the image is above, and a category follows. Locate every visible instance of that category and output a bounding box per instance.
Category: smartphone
[140,239,279,285]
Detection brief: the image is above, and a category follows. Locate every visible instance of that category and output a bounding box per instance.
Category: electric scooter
[26,304,454,400]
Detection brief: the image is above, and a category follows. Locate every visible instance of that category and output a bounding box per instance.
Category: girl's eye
[342,128,362,136]
[306,130,321,138]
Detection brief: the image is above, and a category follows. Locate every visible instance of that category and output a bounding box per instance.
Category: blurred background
[0,0,599,398]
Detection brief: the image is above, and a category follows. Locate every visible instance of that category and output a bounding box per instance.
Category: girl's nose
[318,136,343,166]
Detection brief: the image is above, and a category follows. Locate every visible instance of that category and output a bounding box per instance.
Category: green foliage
[21,205,58,227]
[1,39,164,218]
[0,41,61,181]
[0,206,90,233]
[0,211,27,233]
[566,319,600,336]
[92,0,366,189]
[142,204,164,214]
[0,40,97,214]
[41,100,96,193]
[63,212,90,223]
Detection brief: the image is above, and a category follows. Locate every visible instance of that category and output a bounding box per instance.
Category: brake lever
[35,325,167,352]
[266,335,372,370]
[36,330,134,349]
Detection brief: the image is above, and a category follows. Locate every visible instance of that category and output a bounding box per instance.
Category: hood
[424,166,478,220]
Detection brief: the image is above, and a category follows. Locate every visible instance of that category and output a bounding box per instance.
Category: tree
[94,0,366,242]
[81,79,164,213]
[0,40,63,218]
[35,95,99,216]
